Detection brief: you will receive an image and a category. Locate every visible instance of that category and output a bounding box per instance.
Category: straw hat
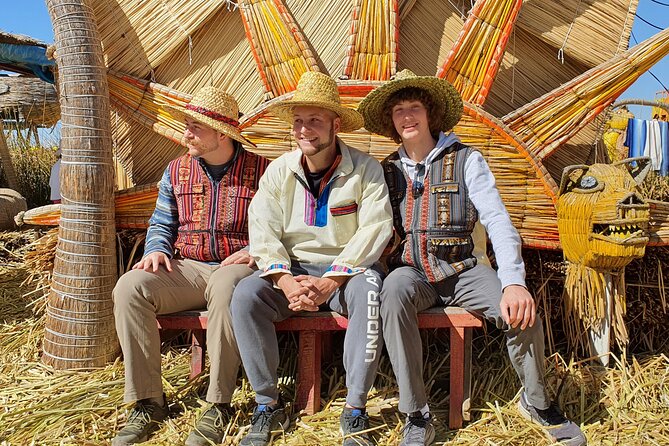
[357,69,463,137]
[268,71,364,133]
[170,86,256,148]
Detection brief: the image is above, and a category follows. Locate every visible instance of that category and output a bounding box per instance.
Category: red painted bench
[156,306,482,428]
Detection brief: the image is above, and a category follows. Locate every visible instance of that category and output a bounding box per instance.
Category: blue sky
[1,0,667,119]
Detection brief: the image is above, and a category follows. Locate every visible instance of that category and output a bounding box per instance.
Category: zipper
[207,174,221,261]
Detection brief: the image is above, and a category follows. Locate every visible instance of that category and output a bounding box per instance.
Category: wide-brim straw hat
[358,69,463,137]
[268,71,364,133]
[168,86,256,148]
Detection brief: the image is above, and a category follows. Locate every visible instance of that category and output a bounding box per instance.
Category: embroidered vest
[170,150,269,262]
[383,142,478,282]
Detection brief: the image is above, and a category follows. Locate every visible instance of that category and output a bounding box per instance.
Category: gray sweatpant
[380,264,550,414]
[231,263,383,408]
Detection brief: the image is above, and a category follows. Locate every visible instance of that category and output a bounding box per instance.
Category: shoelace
[202,405,225,429]
[402,414,430,442]
[344,412,369,432]
[250,405,274,433]
[535,404,568,426]
[126,402,154,428]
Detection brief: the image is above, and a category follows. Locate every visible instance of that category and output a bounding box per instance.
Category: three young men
[114,71,586,446]
[112,87,269,446]
[231,71,393,446]
[358,69,586,446]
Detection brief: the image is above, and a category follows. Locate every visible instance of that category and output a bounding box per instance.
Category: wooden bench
[156,306,482,429]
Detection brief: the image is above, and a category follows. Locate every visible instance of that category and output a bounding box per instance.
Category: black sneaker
[340,407,374,446]
[239,404,289,446]
[518,393,587,446]
[185,403,233,446]
[111,395,169,445]
[399,412,435,446]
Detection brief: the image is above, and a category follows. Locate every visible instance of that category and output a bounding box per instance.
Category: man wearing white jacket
[232,71,393,446]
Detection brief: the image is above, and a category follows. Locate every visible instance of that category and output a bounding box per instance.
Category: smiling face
[291,106,340,158]
[557,159,651,268]
[183,117,226,161]
[391,100,430,143]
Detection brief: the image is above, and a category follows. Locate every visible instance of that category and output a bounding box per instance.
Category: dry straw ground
[1,230,668,445]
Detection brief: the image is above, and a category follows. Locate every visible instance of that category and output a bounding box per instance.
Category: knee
[230,275,269,319]
[380,270,416,316]
[207,264,254,311]
[113,269,153,313]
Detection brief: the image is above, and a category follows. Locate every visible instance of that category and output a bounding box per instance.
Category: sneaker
[518,393,587,446]
[340,407,374,446]
[111,396,169,445]
[399,412,435,446]
[239,404,289,446]
[185,403,233,446]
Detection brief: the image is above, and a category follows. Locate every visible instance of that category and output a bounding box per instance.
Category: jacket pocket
[175,183,206,223]
[426,235,474,282]
[330,201,359,245]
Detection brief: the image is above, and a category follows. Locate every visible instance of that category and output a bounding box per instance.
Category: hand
[287,275,345,312]
[500,284,536,330]
[132,251,172,273]
[275,274,314,312]
[221,250,255,267]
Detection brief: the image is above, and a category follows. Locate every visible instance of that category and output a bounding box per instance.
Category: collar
[398,132,459,176]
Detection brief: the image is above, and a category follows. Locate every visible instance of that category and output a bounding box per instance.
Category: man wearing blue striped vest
[112,87,269,446]
[358,70,586,446]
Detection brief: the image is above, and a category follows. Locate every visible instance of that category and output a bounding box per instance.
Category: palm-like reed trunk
[44,0,119,369]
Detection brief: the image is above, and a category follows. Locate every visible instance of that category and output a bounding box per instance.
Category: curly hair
[380,87,443,143]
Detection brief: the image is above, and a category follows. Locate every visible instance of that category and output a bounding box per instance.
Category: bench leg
[463,327,473,422]
[449,326,465,429]
[294,330,322,415]
[190,329,206,379]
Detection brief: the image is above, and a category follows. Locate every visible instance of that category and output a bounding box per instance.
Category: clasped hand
[278,274,341,312]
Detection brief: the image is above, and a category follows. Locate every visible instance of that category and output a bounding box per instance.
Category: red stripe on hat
[185,104,239,127]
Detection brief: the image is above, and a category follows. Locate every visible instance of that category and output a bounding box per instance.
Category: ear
[559,164,589,196]
[333,115,341,134]
[613,156,651,185]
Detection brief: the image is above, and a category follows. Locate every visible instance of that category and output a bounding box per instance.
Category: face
[557,161,650,268]
[183,117,225,160]
[391,100,430,142]
[292,106,340,157]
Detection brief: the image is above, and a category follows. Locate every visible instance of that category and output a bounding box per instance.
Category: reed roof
[89,0,641,186]
[0,76,59,127]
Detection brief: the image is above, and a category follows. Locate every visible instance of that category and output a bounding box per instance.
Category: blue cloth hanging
[625,118,647,159]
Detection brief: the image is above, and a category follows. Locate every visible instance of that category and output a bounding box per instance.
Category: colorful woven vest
[383,142,478,282]
[169,150,269,262]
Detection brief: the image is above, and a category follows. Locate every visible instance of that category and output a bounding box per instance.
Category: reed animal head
[557,157,651,269]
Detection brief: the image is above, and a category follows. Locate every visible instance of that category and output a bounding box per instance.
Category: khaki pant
[113,259,253,403]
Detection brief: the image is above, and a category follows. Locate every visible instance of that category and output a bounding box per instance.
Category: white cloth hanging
[643,120,663,171]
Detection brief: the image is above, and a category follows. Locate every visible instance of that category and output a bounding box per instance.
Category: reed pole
[0,121,19,191]
[44,0,119,368]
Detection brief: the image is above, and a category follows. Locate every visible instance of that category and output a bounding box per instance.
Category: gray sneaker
[112,396,169,445]
[518,393,587,446]
[340,408,374,446]
[399,412,435,446]
[240,404,289,446]
[185,403,233,446]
